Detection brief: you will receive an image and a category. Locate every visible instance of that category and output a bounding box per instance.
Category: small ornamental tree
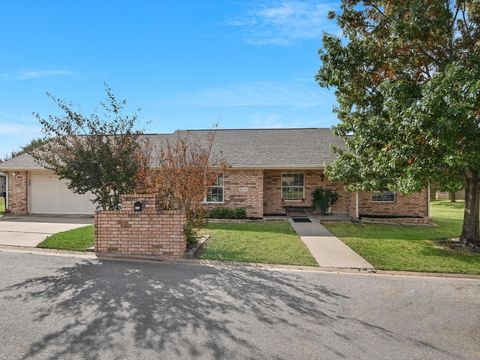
[147,133,227,245]
[30,85,149,210]
[317,1,480,245]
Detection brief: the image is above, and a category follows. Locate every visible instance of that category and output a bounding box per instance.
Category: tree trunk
[459,171,480,245]
[449,191,456,202]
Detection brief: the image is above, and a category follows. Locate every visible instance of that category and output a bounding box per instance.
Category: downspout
[427,184,431,218]
[5,173,8,211]
[355,192,359,219]
[26,171,30,215]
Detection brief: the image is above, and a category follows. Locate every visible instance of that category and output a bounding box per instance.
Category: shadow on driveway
[1,258,466,359]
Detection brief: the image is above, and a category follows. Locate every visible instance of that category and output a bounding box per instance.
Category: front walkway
[289,217,373,269]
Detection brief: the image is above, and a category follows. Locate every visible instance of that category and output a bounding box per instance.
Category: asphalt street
[0,250,479,360]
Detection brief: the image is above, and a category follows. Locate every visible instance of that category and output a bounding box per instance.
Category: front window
[372,189,395,202]
[281,173,304,201]
[206,174,224,203]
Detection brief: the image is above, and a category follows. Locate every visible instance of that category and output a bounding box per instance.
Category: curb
[0,244,96,259]
[1,245,479,280]
[184,235,211,259]
[374,269,480,280]
[194,260,480,280]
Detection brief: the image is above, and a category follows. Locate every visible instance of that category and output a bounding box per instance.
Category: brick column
[95,194,187,259]
[7,171,28,215]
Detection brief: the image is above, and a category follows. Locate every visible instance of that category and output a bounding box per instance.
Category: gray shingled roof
[0,152,44,170]
[0,128,344,170]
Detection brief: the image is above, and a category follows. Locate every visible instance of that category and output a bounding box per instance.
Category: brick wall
[120,194,164,212]
[4,167,429,221]
[202,169,264,218]
[7,171,28,215]
[95,194,186,258]
[361,216,432,225]
[263,170,350,215]
[357,189,429,218]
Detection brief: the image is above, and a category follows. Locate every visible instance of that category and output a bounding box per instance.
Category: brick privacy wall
[7,171,28,215]
[202,169,264,218]
[263,170,350,215]
[95,194,186,258]
[357,188,429,218]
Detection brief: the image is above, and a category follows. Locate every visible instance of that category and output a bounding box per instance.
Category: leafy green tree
[1,138,46,163]
[30,85,149,210]
[317,1,480,244]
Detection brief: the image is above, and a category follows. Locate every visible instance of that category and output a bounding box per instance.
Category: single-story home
[436,189,465,201]
[0,128,431,222]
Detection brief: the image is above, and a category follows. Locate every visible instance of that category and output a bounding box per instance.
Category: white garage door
[30,172,96,215]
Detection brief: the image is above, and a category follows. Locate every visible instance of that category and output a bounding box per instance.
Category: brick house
[0,128,430,222]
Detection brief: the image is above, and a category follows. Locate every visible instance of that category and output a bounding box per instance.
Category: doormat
[291,217,311,223]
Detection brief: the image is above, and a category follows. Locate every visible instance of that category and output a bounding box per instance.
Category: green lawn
[199,221,318,266]
[324,201,480,274]
[36,220,317,265]
[38,225,94,251]
[35,201,480,274]
[0,197,4,215]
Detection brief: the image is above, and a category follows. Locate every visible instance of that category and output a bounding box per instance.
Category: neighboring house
[436,189,465,201]
[0,128,430,222]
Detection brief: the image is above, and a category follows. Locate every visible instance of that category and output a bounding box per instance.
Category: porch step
[291,216,312,223]
[284,206,313,216]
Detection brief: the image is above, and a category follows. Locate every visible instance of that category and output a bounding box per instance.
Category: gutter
[221,165,327,170]
[0,167,45,171]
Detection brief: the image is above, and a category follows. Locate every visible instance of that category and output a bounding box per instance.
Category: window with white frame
[206,174,224,203]
[281,173,304,201]
[372,189,395,202]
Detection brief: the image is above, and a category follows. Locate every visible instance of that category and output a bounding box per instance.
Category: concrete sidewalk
[289,218,373,269]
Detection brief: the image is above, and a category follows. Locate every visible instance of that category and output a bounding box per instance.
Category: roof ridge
[39,128,334,136]
[175,127,332,132]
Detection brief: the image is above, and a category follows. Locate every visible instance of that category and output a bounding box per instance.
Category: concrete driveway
[0,215,93,247]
